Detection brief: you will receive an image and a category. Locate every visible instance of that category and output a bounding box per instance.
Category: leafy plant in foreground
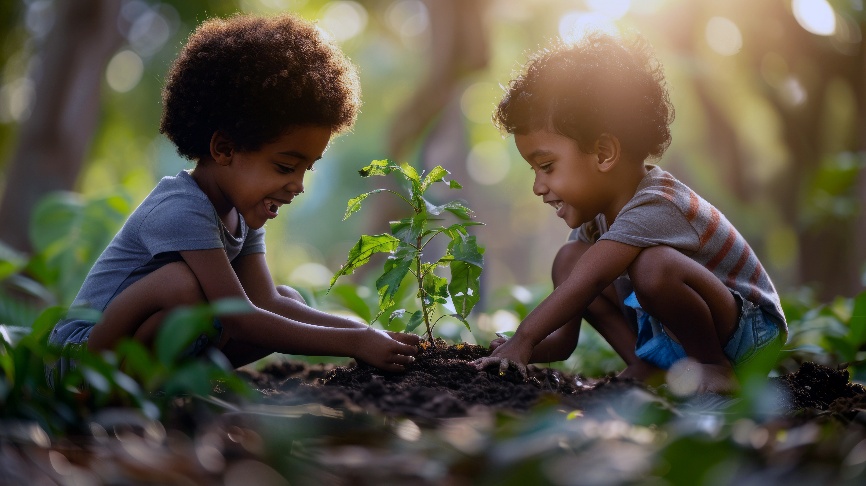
[330,160,484,343]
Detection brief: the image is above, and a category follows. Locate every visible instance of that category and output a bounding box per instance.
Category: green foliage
[331,160,484,342]
[0,299,254,435]
[0,190,253,435]
[781,288,866,379]
[0,190,132,329]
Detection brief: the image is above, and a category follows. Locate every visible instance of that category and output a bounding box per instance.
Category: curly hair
[159,13,361,160]
[493,31,674,161]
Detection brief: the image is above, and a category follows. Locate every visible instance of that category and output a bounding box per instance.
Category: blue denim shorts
[627,290,784,371]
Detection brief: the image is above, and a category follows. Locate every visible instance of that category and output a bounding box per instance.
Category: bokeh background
[0,0,864,336]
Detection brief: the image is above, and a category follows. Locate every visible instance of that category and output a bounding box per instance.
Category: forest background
[0,0,864,347]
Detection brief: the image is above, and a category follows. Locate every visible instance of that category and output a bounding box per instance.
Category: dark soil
[242,341,866,421]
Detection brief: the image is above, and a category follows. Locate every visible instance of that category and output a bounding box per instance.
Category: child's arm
[232,253,420,344]
[477,240,642,373]
[180,249,416,370]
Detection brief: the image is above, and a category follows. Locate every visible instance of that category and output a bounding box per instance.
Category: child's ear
[596,134,621,172]
[209,131,234,165]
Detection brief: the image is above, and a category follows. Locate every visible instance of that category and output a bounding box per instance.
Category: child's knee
[276,285,306,304]
[158,261,206,304]
[552,240,591,285]
[629,246,678,296]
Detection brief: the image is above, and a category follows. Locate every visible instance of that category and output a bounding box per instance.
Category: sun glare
[559,11,619,44]
[705,16,743,56]
[792,0,836,36]
[585,0,631,19]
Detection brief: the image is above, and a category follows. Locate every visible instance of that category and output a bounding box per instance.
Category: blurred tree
[0,0,123,253]
[661,0,866,299]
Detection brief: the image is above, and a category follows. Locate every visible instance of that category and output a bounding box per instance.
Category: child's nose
[286,179,303,195]
[532,177,547,196]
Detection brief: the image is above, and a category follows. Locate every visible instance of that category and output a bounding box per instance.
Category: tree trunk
[0,0,122,252]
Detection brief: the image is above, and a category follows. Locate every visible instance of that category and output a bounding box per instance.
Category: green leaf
[849,290,866,345]
[448,235,484,318]
[155,306,215,365]
[421,166,449,192]
[391,214,426,245]
[0,241,27,281]
[422,272,448,306]
[450,234,485,268]
[376,246,414,312]
[449,180,462,189]
[328,284,373,322]
[441,201,474,220]
[405,310,424,332]
[399,163,423,204]
[359,159,397,177]
[211,297,253,316]
[330,234,400,287]
[449,260,482,318]
[343,189,387,220]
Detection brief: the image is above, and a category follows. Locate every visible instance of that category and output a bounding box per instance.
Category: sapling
[330,160,484,344]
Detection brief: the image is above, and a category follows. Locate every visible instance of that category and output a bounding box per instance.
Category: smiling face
[200,125,333,230]
[514,129,614,229]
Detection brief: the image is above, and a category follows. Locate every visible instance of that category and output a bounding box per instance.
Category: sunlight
[466,141,511,186]
[318,1,368,42]
[705,16,743,56]
[586,0,631,19]
[289,262,333,288]
[0,78,34,122]
[559,11,619,44]
[792,0,836,36]
[106,50,144,93]
[385,0,429,42]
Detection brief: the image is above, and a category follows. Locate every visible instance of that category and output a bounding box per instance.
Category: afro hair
[159,13,361,160]
[494,31,674,161]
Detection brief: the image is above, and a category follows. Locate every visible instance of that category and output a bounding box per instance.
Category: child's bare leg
[88,261,206,352]
[545,241,662,383]
[628,246,740,394]
[220,285,303,368]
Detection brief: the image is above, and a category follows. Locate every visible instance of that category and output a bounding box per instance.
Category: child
[48,13,418,379]
[475,32,786,394]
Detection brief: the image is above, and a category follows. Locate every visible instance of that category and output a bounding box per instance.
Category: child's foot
[618,361,665,387]
[666,359,739,396]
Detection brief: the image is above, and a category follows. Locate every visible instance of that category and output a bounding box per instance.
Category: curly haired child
[475,32,786,394]
[48,13,418,378]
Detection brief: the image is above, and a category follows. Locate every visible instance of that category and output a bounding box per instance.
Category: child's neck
[190,160,237,229]
[603,161,649,225]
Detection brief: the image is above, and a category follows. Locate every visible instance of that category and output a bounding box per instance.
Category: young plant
[330,160,484,343]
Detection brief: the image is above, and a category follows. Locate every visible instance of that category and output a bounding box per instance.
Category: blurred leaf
[328,284,373,322]
[850,290,866,345]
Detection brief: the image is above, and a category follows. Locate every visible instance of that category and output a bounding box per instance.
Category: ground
[3,342,866,484]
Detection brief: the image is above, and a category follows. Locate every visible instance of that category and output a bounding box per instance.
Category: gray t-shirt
[67,170,266,315]
[575,166,786,330]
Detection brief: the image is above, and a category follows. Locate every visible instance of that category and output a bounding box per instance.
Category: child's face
[221,125,332,230]
[514,129,610,229]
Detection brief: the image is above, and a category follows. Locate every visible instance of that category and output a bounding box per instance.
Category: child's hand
[355,327,418,372]
[386,331,421,346]
[473,334,532,380]
[489,332,508,350]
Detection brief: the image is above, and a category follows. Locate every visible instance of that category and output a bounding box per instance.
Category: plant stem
[416,233,434,344]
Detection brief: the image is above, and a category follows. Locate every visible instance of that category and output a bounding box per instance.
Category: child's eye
[539,162,553,173]
[275,164,295,174]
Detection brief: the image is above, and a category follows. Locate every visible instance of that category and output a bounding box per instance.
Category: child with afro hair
[475,32,786,394]
[49,13,418,379]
